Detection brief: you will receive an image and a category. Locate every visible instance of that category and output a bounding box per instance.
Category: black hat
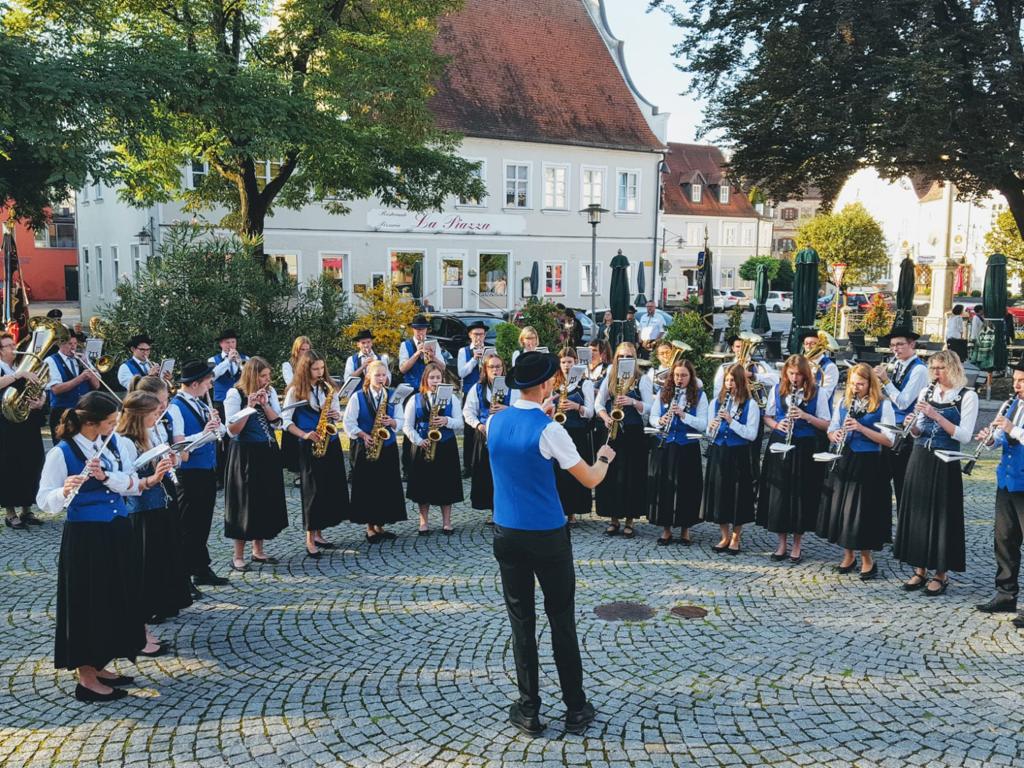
[127,333,153,349]
[216,328,238,342]
[1012,358,1024,373]
[509,351,559,389]
[627,305,637,314]
[466,320,487,332]
[46,309,63,320]
[410,315,429,329]
[797,329,821,343]
[354,328,374,342]
[180,360,214,383]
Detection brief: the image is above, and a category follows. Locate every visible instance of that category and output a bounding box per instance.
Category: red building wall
[1,208,78,301]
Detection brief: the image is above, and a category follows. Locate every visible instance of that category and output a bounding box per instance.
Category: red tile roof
[661,143,759,218]
[430,0,664,153]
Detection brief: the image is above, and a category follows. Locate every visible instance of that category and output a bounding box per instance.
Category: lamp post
[581,203,609,332]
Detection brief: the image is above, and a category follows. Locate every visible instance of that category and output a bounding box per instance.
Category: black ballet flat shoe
[976,597,1017,614]
[418,529,431,536]
[97,674,134,687]
[19,511,42,526]
[902,574,928,592]
[365,533,383,544]
[305,549,322,559]
[727,547,742,556]
[378,531,397,540]
[230,562,250,573]
[859,564,879,581]
[677,537,692,546]
[622,526,636,539]
[710,543,729,553]
[835,561,858,574]
[656,536,672,546]
[1011,614,1024,629]
[604,524,620,537]
[788,554,802,564]
[923,577,949,597]
[770,553,788,562]
[138,643,170,658]
[442,528,455,536]
[74,684,127,703]
[4,516,27,530]
[315,541,337,549]
[250,555,279,565]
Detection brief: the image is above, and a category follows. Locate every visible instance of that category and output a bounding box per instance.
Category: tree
[738,255,780,283]
[663,309,715,387]
[985,210,1024,280]
[653,0,1024,242]
[773,259,795,291]
[796,204,887,287]
[345,282,419,366]
[21,0,485,262]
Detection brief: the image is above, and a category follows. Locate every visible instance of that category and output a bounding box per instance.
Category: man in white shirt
[945,305,968,362]
[457,320,488,475]
[636,301,665,358]
[343,329,390,382]
[116,333,160,389]
[45,331,100,444]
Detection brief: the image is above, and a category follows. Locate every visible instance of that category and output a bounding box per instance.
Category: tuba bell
[1,317,68,422]
[736,332,770,408]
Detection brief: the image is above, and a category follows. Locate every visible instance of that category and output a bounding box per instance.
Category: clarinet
[897,380,937,447]
[963,396,1016,476]
[657,390,688,449]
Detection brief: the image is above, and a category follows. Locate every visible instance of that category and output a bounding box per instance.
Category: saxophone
[310,381,338,458]
[365,390,391,462]
[423,394,445,463]
[553,380,569,424]
[607,374,629,441]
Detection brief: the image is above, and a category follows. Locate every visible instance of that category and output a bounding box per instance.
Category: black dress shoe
[976,597,1017,614]
[710,544,728,553]
[379,531,397,540]
[230,561,250,573]
[565,702,596,734]
[316,541,338,549]
[138,643,171,658]
[835,561,858,574]
[97,674,134,687]
[656,536,672,546]
[19,511,43,526]
[75,684,128,702]
[189,584,204,601]
[859,563,879,581]
[305,549,322,559]
[508,702,545,736]
[770,553,787,562]
[1011,614,1024,628]
[4,516,27,530]
[193,570,229,586]
[365,533,383,544]
[250,555,279,564]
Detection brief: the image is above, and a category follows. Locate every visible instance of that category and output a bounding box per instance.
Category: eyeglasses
[136,347,152,352]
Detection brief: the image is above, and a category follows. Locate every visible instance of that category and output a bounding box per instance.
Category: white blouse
[828,400,896,433]
[37,433,142,513]
[281,361,295,388]
[595,374,654,417]
[649,390,709,434]
[910,385,979,445]
[282,384,341,430]
[342,386,405,438]
[763,384,832,423]
[706,397,761,442]
[402,392,464,447]
[224,385,282,439]
[463,386,522,429]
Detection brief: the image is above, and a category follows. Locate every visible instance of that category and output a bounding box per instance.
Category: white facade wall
[660,212,774,294]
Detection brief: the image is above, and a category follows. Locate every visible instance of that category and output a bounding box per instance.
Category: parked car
[816,292,870,316]
[425,311,504,372]
[712,290,727,312]
[722,289,749,309]
[1006,299,1024,327]
[763,291,792,312]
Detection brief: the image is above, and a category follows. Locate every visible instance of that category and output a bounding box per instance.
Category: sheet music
[391,383,414,404]
[85,337,103,359]
[575,347,592,364]
[536,346,550,354]
[337,376,362,401]
[567,365,586,391]
[436,383,454,405]
[483,346,497,359]
[30,329,48,356]
[492,375,508,399]
[159,358,175,377]
[617,358,636,379]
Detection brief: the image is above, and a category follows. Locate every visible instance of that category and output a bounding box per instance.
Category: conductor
[486,351,616,736]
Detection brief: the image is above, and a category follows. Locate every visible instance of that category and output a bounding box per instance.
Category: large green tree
[653,0,1024,240]
[18,0,484,261]
[795,203,888,287]
[985,209,1024,279]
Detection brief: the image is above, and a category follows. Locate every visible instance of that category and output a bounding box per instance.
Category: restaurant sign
[368,209,526,235]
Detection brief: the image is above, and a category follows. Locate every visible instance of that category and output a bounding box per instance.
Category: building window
[580,262,602,296]
[479,252,509,310]
[581,167,604,207]
[542,164,569,210]
[719,185,730,204]
[457,160,486,206]
[321,254,346,291]
[190,160,208,188]
[96,246,104,295]
[268,253,298,284]
[82,247,91,293]
[33,219,76,248]
[742,224,755,247]
[544,262,565,295]
[504,163,530,208]
[686,223,704,247]
[723,225,738,246]
[781,207,798,221]
[778,238,796,252]
[93,178,103,201]
[80,184,89,204]
[131,244,143,278]
[691,183,702,203]
[616,170,639,212]
[111,246,121,284]
[389,250,422,297]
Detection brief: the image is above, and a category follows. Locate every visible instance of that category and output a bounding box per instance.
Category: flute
[62,430,118,509]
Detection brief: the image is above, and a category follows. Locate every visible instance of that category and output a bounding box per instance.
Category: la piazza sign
[368,209,527,235]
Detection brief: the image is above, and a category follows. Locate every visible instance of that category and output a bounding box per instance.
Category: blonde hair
[362,360,389,392]
[607,342,639,391]
[289,336,312,367]
[844,363,882,413]
[929,349,967,389]
[519,326,539,346]
[237,356,272,396]
[116,391,161,451]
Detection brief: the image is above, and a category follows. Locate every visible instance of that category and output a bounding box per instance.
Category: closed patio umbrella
[609,249,630,348]
[892,256,916,332]
[751,263,771,335]
[789,247,819,354]
[978,253,1008,372]
[529,261,539,301]
[635,262,647,306]
[700,247,714,325]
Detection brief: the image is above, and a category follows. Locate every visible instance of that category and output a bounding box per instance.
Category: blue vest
[915,389,964,451]
[489,407,565,530]
[59,436,131,522]
[893,356,926,422]
[291,386,339,443]
[172,394,217,470]
[348,352,381,379]
[997,400,1024,492]
[414,393,455,443]
[402,339,426,388]
[603,382,644,427]
[712,398,753,447]
[124,358,148,378]
[355,389,397,447]
[126,439,168,513]
[231,388,276,444]
[663,389,703,446]
[212,352,247,402]
[460,347,481,394]
[837,402,885,453]
[771,388,820,440]
[49,355,91,409]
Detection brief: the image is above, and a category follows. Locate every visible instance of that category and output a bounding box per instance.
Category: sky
[602,0,707,144]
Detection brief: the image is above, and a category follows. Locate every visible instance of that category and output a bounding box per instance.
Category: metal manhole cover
[594,602,655,621]
[670,605,708,619]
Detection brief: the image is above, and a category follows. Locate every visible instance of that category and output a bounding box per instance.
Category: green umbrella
[892,256,916,331]
[700,247,714,321]
[789,247,819,354]
[609,249,630,348]
[751,262,771,335]
[977,253,1008,372]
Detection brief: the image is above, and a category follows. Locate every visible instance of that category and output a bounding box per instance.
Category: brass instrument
[735,332,770,408]
[311,381,338,458]
[805,330,839,380]
[653,340,693,388]
[553,380,570,424]
[607,375,629,441]
[86,317,115,373]
[366,389,391,462]
[1,317,66,422]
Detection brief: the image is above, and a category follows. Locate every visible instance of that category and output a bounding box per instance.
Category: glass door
[439,252,465,310]
[478,252,509,311]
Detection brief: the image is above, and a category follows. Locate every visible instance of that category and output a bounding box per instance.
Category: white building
[75,0,668,320]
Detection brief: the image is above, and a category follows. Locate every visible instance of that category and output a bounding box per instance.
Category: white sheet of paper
[85,337,103,358]
[575,347,592,364]
[159,358,175,377]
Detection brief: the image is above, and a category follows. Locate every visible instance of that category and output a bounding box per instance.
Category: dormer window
[719,185,730,204]
[691,183,702,203]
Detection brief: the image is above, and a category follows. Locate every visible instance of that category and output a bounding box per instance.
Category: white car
[722,290,749,309]
[766,291,792,312]
[712,290,727,311]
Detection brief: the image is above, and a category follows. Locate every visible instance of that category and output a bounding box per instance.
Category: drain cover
[594,602,655,621]
[670,605,708,619]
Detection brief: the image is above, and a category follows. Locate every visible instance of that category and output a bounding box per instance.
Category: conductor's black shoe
[74,684,127,703]
[508,703,545,736]
[976,597,1017,614]
[193,569,229,586]
[20,511,43,526]
[565,702,596,734]
[1012,614,1024,629]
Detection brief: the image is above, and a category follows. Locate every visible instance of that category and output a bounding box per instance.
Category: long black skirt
[0,412,44,507]
[406,438,464,506]
[224,440,288,541]
[595,422,648,519]
[469,430,494,511]
[816,451,891,551]
[350,441,407,524]
[701,443,755,526]
[55,517,145,670]
[132,505,192,623]
[556,427,593,519]
[647,441,703,528]
[280,430,301,473]
[297,439,349,531]
[756,434,824,534]
[893,445,966,572]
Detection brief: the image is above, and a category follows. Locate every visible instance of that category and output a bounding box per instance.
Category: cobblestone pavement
[2,458,1024,768]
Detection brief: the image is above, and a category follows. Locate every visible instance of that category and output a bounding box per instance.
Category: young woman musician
[757,355,831,563]
[702,363,761,554]
[463,353,516,523]
[284,352,349,556]
[279,335,310,478]
[223,357,288,571]
[893,350,978,595]
[0,332,46,529]
[511,326,540,366]
[116,392,176,657]
[343,360,407,542]
[595,342,652,538]
[588,339,612,453]
[816,364,895,579]
[648,359,707,545]
[37,392,146,702]
[543,348,593,525]
[403,361,464,535]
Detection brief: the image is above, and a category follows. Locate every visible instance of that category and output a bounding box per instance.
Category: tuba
[735,331,770,408]
[805,330,839,380]
[366,389,391,462]
[310,381,338,458]
[1,317,67,423]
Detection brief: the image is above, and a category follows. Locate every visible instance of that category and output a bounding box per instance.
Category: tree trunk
[241,198,268,266]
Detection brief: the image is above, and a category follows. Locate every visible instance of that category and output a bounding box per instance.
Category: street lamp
[580,203,609,331]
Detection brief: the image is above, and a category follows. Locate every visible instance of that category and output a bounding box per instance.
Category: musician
[701,363,761,554]
[486,351,615,736]
[344,329,390,382]
[595,342,652,538]
[223,357,288,572]
[398,314,433,388]
[647,359,707,545]
[458,320,489,477]
[816,363,895,579]
[463,353,516,524]
[588,339,612,460]
[0,332,46,529]
[976,362,1024,621]
[544,348,594,525]
[45,329,100,444]
[209,329,248,479]
[873,329,928,514]
[712,335,780,399]
[757,355,831,563]
[595,310,614,343]
[799,330,839,406]
[280,336,310,478]
[36,391,144,702]
[116,334,159,390]
[284,352,349,556]
[637,301,665,359]
[281,335,311,388]
[893,350,978,595]
[168,361,227,592]
[403,361,464,535]
[511,326,540,366]
[343,360,407,543]
[115,391,175,658]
